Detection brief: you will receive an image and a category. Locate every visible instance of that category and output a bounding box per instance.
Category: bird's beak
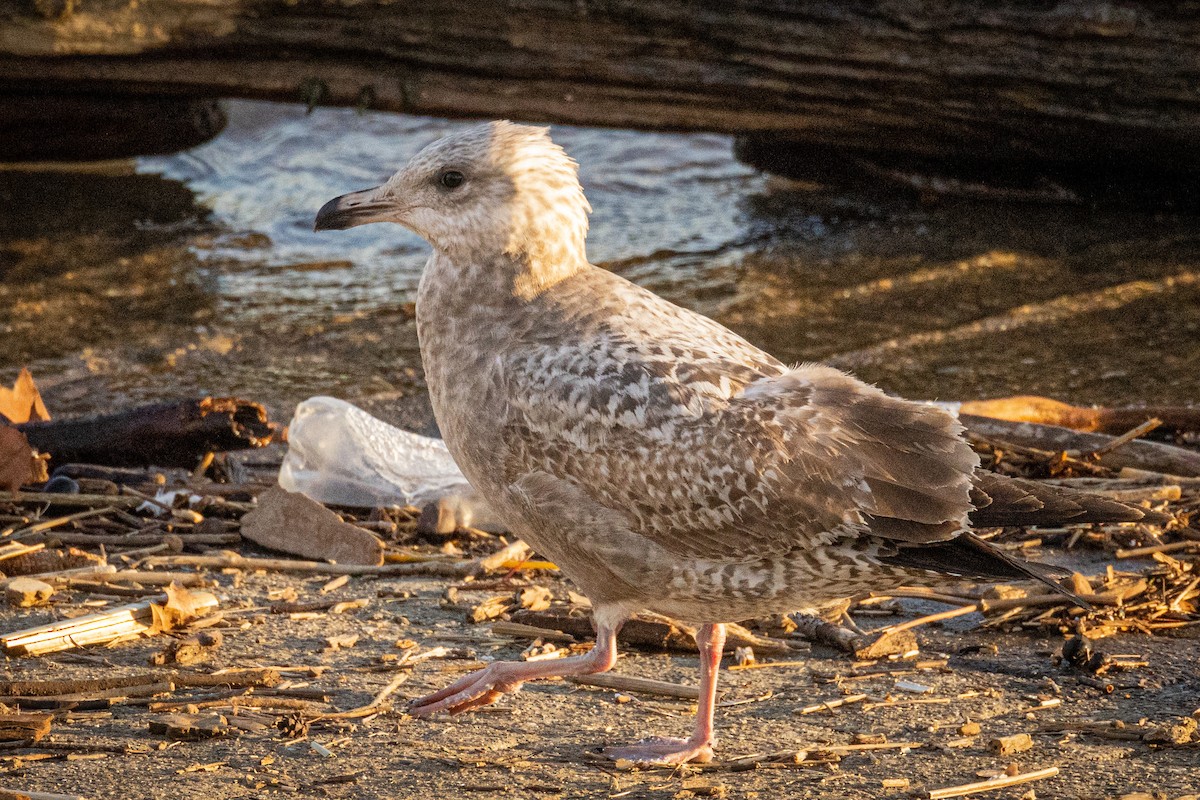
[313,186,398,232]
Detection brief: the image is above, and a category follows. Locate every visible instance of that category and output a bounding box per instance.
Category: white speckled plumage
[314,121,1150,764]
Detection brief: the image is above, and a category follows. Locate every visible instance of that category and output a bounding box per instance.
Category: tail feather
[969,472,1170,527]
[880,532,1090,608]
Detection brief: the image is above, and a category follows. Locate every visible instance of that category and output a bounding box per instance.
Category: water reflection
[1,100,1196,423]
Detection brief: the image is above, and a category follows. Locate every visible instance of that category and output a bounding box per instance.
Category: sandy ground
[2,562,1197,800]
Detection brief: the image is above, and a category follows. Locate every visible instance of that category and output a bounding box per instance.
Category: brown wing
[500,342,982,562]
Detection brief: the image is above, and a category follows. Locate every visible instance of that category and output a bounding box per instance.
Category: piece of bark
[240,486,384,567]
[148,712,231,740]
[4,577,54,608]
[17,397,276,469]
[0,712,52,742]
[790,614,918,660]
[989,732,1034,756]
[1,547,105,578]
[149,630,223,666]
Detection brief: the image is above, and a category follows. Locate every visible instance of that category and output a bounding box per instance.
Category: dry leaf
[470,595,512,623]
[0,368,50,424]
[518,585,553,612]
[0,426,40,494]
[149,583,211,633]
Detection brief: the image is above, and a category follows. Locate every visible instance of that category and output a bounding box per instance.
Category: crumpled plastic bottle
[278,396,496,529]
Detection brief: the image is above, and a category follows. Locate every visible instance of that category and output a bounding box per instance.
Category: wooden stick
[31,531,240,547]
[927,766,1059,799]
[873,604,980,636]
[0,790,87,800]
[6,508,117,540]
[795,693,869,715]
[1089,417,1162,457]
[0,542,44,562]
[2,493,143,509]
[44,570,206,587]
[140,552,508,578]
[318,672,409,720]
[567,673,700,700]
[1115,541,1199,559]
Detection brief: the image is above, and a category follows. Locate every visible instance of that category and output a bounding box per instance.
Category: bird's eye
[439,170,465,189]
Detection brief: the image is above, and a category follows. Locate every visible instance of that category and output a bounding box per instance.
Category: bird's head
[314,121,591,272]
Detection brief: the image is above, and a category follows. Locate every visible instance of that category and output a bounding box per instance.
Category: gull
[314,121,1156,765]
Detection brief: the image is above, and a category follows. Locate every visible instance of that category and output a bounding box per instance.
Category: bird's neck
[429,245,588,304]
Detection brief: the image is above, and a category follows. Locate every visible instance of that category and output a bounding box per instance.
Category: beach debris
[149,712,232,740]
[4,577,54,607]
[509,610,798,655]
[278,396,487,518]
[790,612,919,659]
[149,630,224,666]
[962,414,1200,477]
[926,766,1059,799]
[241,486,385,566]
[0,712,52,742]
[0,368,50,424]
[0,426,47,494]
[988,732,1033,756]
[567,673,701,700]
[0,584,219,656]
[1142,717,1198,746]
[16,397,276,469]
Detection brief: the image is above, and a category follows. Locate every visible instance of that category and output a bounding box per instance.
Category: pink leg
[410,614,622,716]
[605,622,726,766]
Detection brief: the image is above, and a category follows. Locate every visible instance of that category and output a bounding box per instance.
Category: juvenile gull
[314,122,1157,765]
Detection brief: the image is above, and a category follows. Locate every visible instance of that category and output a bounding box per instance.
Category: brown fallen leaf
[0,426,45,494]
[149,583,214,633]
[0,368,50,424]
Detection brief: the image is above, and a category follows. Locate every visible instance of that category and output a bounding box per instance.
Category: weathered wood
[962,415,1200,478]
[1,1,1198,199]
[17,397,276,469]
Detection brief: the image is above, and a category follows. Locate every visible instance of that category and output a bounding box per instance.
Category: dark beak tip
[313,196,350,233]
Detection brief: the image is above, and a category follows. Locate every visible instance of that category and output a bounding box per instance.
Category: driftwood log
[16,397,276,469]
[1,1,1198,202]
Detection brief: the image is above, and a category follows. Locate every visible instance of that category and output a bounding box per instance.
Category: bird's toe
[409,664,521,717]
[603,736,714,766]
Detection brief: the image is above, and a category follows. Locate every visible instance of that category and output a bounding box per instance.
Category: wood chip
[988,732,1033,756]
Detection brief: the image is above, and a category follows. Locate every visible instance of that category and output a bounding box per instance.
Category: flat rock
[240,486,384,566]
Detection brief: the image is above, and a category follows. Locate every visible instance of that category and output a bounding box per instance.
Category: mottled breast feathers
[496,268,981,563]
